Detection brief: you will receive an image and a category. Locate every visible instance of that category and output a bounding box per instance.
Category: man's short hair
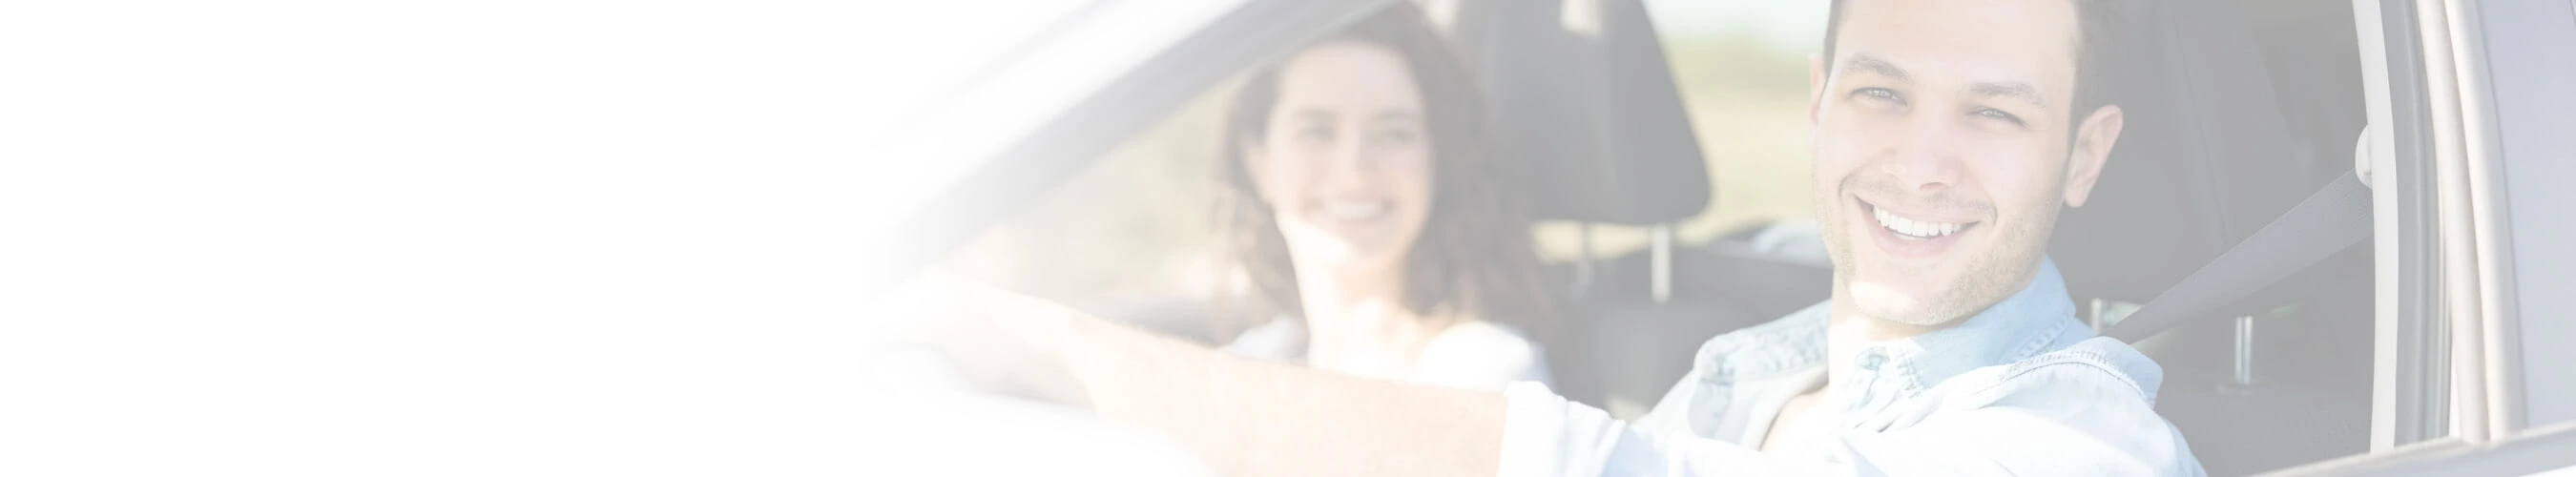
[1820,0,2125,120]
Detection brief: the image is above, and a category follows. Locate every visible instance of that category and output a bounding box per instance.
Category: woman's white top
[1219,318,1551,391]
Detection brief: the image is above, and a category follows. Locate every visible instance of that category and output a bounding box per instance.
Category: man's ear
[2063,104,2125,208]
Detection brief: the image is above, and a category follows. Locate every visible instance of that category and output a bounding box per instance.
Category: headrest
[1452,0,1712,225]
[2049,0,2358,304]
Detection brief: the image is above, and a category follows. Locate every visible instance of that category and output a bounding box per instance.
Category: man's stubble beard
[1820,181,2061,327]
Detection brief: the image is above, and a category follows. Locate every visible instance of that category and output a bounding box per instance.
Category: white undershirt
[1219,318,1552,391]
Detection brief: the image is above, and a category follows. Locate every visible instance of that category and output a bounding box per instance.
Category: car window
[943,90,1241,342]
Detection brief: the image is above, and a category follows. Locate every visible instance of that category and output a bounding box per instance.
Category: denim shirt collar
[1555,259,2198,475]
[1694,258,2087,394]
[1846,258,2086,393]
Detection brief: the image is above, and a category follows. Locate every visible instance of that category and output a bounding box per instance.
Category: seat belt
[2105,171,2373,342]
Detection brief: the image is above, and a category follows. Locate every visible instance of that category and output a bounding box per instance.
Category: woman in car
[1208,4,1560,391]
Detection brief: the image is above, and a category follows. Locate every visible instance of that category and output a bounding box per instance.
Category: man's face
[1810,0,2121,326]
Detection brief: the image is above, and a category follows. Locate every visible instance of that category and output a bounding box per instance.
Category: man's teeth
[1320,201,1388,220]
[1873,206,1965,239]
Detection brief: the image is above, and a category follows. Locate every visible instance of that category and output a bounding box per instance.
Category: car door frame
[885,0,1395,285]
[2275,0,2576,473]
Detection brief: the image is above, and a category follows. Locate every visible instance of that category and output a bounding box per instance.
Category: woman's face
[1244,40,1437,283]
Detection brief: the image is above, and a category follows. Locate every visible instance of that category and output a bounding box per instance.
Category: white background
[0,1,1056,474]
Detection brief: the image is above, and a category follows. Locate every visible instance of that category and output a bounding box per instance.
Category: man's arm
[938,278,2194,477]
[904,271,1511,476]
[1053,316,1507,477]
[1032,320,2194,477]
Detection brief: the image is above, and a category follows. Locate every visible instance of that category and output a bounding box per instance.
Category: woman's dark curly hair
[1214,3,1558,337]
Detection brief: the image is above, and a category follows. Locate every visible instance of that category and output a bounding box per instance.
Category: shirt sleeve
[1497,382,1837,477]
[1820,363,2204,477]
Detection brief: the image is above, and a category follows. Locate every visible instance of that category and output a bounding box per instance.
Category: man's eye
[1971,108,2027,127]
[1371,128,1419,146]
[1851,87,1905,106]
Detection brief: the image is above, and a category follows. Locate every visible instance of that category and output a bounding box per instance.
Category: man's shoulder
[1685,301,1830,382]
[1957,336,2167,405]
[1934,338,2201,475]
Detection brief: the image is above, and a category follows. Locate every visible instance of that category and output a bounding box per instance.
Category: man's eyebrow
[1839,54,1909,81]
[1966,82,2047,108]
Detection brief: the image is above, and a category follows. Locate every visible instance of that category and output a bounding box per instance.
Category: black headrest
[1452,0,1711,225]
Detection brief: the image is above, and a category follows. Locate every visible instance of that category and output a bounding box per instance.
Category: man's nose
[1881,117,1963,194]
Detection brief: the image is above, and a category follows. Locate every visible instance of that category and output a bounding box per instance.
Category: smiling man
[917,0,2201,475]
[1588,0,2202,472]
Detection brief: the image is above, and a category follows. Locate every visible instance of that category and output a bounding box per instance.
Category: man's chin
[1845,278,1969,326]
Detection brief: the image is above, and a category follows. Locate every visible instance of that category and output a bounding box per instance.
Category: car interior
[944,0,2386,474]
[2065,1,2376,474]
[1450,0,2377,474]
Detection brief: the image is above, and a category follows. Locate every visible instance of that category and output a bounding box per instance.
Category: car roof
[864,0,1257,230]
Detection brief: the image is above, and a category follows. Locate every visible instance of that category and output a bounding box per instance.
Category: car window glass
[943,90,1242,342]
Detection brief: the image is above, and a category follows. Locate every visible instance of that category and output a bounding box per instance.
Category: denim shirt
[1496,259,2204,476]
